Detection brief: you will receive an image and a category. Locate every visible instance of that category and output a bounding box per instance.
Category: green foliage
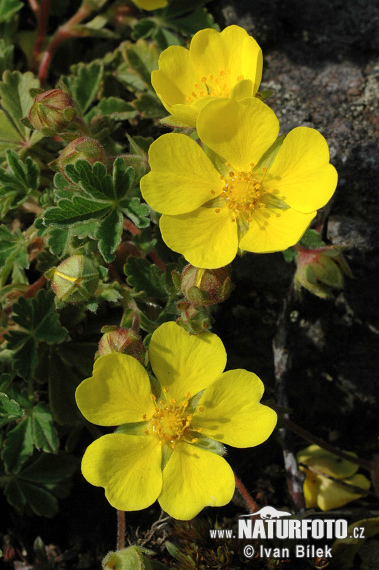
[124,257,166,299]
[4,289,69,379]
[3,453,77,517]
[43,158,149,262]
[62,61,103,115]
[0,225,29,286]
[2,403,59,473]
[0,70,42,156]
[0,38,14,75]
[0,150,40,218]
[300,228,326,249]
[0,0,22,23]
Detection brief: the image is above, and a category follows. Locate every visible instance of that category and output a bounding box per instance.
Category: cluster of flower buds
[46,255,99,304]
[95,325,146,364]
[294,245,352,299]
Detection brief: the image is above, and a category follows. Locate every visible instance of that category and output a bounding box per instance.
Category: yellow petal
[317,473,371,511]
[151,46,198,111]
[197,98,279,172]
[141,133,223,215]
[160,205,239,269]
[266,127,338,213]
[75,353,155,426]
[297,444,359,478]
[302,470,320,509]
[239,205,315,253]
[82,433,162,511]
[158,442,235,519]
[230,79,254,100]
[149,322,226,402]
[192,369,277,447]
[190,26,262,96]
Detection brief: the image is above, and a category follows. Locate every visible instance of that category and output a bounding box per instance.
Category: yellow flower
[298,445,371,511]
[141,98,338,269]
[151,25,262,127]
[76,322,277,520]
[131,0,168,10]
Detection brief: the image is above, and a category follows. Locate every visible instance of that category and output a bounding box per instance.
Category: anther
[201,77,207,83]
[237,74,244,81]
[215,208,220,213]
[198,406,204,412]
[210,190,216,195]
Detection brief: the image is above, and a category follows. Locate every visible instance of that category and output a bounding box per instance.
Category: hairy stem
[234,474,259,514]
[117,510,126,550]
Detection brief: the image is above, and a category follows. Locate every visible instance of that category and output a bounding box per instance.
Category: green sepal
[115,422,149,436]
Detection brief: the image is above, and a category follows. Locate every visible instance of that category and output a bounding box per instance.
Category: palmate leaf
[61,60,103,114]
[0,150,40,218]
[0,70,43,156]
[0,392,23,427]
[0,225,29,286]
[124,257,166,299]
[43,159,150,262]
[2,403,59,473]
[4,289,69,379]
[3,453,77,517]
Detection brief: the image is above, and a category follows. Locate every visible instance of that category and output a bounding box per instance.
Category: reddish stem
[234,474,259,514]
[123,219,166,272]
[117,510,126,550]
[28,0,40,17]
[38,4,91,84]
[4,276,46,316]
[32,0,51,71]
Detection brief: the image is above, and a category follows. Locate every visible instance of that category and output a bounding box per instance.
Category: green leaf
[48,342,96,425]
[3,453,77,517]
[0,150,40,218]
[332,518,379,570]
[124,257,166,299]
[300,228,326,249]
[0,0,22,23]
[0,225,29,286]
[133,92,166,118]
[0,38,14,74]
[2,403,59,472]
[31,403,59,453]
[87,96,138,121]
[125,39,159,88]
[62,61,103,114]
[2,415,34,472]
[43,159,146,262]
[0,70,39,138]
[4,289,69,379]
[0,392,23,426]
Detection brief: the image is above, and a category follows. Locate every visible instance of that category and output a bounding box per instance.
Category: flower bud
[295,245,352,299]
[180,264,232,307]
[28,89,76,135]
[49,137,107,175]
[95,326,146,364]
[176,302,211,335]
[48,255,99,303]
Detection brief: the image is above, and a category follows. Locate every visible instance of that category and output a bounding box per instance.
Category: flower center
[144,389,202,448]
[186,69,243,102]
[214,165,269,222]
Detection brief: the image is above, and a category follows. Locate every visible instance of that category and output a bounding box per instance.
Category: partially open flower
[152,25,262,127]
[298,444,370,511]
[294,244,352,299]
[141,97,338,269]
[28,88,76,135]
[76,322,277,520]
[180,264,232,307]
